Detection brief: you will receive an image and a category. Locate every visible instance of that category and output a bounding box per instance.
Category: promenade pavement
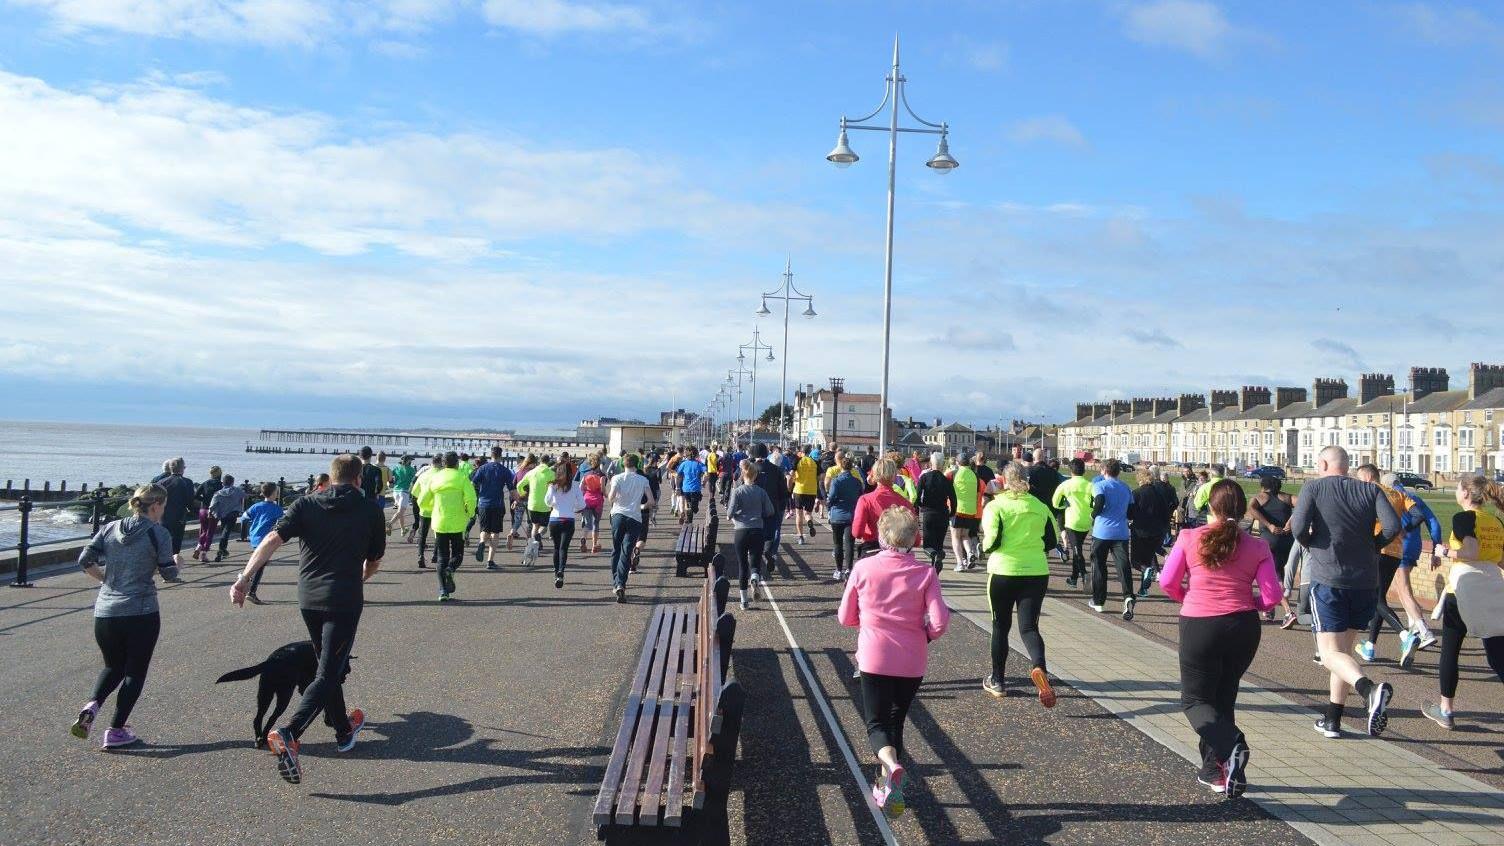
[0,503,1411,845]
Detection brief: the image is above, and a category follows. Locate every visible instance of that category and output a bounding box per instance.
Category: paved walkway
[939,569,1504,846]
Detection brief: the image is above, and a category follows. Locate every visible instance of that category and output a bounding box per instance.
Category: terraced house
[1056,363,1504,479]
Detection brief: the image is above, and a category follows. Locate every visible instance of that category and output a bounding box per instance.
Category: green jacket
[981,491,1056,576]
[1194,479,1222,512]
[416,467,477,534]
[1051,475,1094,532]
[517,465,556,514]
[391,463,416,493]
[953,466,981,517]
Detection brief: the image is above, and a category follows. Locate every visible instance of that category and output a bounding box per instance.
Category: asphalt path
[0,508,1313,845]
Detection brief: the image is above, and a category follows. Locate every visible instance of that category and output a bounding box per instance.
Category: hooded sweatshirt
[417,467,478,534]
[210,485,247,520]
[79,516,179,617]
[273,484,386,611]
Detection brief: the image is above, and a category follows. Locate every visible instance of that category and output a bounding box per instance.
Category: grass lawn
[1227,478,1473,532]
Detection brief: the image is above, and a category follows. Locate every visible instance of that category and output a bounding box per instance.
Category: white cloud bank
[1121,0,1233,58]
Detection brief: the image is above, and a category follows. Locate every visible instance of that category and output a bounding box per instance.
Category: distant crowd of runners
[65,440,1504,815]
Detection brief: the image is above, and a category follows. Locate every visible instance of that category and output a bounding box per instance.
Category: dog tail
[215,662,267,684]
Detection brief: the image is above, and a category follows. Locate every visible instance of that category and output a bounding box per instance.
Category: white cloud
[1122,0,1232,58]
[0,70,814,259]
[1006,115,1089,149]
[5,0,658,44]
[1390,2,1504,46]
[951,37,1007,72]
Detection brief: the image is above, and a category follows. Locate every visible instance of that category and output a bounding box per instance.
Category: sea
[0,420,404,549]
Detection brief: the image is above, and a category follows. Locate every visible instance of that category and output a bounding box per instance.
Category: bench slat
[614,605,678,825]
[639,604,690,825]
[663,601,697,828]
[592,605,668,826]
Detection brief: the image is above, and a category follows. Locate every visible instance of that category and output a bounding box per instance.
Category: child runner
[242,482,284,605]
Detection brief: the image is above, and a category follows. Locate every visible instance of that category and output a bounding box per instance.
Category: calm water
[0,420,397,548]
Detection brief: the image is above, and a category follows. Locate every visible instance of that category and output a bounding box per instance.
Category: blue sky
[1,0,1501,431]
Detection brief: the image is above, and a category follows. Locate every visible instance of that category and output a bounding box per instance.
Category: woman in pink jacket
[838,505,950,819]
[1159,479,1281,800]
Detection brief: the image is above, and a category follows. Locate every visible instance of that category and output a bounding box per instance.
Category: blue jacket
[826,472,864,524]
[1090,477,1133,541]
[1395,484,1442,562]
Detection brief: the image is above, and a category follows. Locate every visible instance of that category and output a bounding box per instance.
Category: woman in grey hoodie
[728,459,776,611]
[71,484,180,749]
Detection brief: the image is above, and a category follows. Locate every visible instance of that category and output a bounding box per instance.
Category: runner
[750,444,790,566]
[1158,479,1280,798]
[604,453,655,602]
[71,484,179,749]
[154,457,195,568]
[665,449,684,517]
[388,455,415,537]
[192,466,225,563]
[1193,464,1226,518]
[242,482,283,605]
[507,454,539,542]
[577,454,606,554]
[979,462,1057,708]
[677,448,707,521]
[417,452,477,602]
[728,459,777,609]
[903,451,925,491]
[1249,474,1298,625]
[914,451,956,572]
[853,459,917,556]
[1387,472,1443,666]
[1289,445,1400,739]
[948,455,984,572]
[544,458,584,590]
[1131,466,1172,597]
[470,447,515,570]
[789,444,820,543]
[230,454,383,783]
[515,455,556,565]
[1026,448,1061,514]
[1089,459,1136,618]
[208,475,246,563]
[1051,458,1094,588]
[826,454,865,581]
[375,452,393,513]
[837,506,950,820]
[1423,474,1504,729]
[358,446,384,503]
[411,453,444,569]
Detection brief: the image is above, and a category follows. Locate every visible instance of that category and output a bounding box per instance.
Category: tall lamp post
[739,328,775,448]
[756,258,816,446]
[826,35,958,453]
[727,366,751,445]
[829,377,845,449]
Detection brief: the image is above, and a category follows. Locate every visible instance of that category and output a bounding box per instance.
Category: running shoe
[555,575,565,589]
[1224,741,1249,799]
[1122,596,1136,621]
[739,594,749,611]
[797,535,805,546]
[1198,770,1228,793]
[1030,667,1056,709]
[1279,612,1296,630]
[809,524,817,537]
[473,542,485,563]
[335,709,365,752]
[1365,681,1394,737]
[71,701,98,739]
[265,728,301,783]
[885,766,907,817]
[871,777,891,813]
[100,726,139,749]
[1137,566,1156,597]
[486,561,500,571]
[416,557,427,569]
[1089,602,1105,613]
[749,571,760,585]
[1065,577,1078,589]
[246,593,265,605]
[438,592,451,602]
[442,569,456,595]
[1415,629,1437,651]
[982,674,1005,699]
[1313,716,1342,739]
[1311,654,1322,665]
[615,587,625,604]
[831,568,842,581]
[1355,641,1376,662]
[1422,702,1455,730]
[1399,630,1419,669]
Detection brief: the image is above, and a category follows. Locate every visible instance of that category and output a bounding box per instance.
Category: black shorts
[528,510,550,527]
[794,493,817,511]
[951,515,980,532]
[479,506,507,533]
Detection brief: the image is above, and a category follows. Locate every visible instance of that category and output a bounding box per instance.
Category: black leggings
[988,573,1048,679]
[830,521,855,573]
[1366,555,1407,642]
[1091,538,1133,605]
[1438,595,1504,698]
[1063,529,1087,581]
[733,527,764,590]
[550,520,576,577]
[415,514,433,561]
[920,510,948,569]
[287,608,360,739]
[1179,611,1260,775]
[91,612,161,729]
[218,513,239,554]
[858,672,922,757]
[436,532,463,592]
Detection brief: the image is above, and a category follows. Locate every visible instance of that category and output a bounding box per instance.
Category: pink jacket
[852,484,917,545]
[837,549,950,677]
[1159,526,1282,617]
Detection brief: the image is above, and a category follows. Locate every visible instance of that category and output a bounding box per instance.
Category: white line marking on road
[760,580,900,846]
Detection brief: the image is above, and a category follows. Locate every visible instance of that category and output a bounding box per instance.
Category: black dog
[215,641,353,747]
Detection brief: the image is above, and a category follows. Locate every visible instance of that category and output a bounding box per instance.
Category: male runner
[471,447,515,569]
[790,444,820,543]
[1089,459,1135,618]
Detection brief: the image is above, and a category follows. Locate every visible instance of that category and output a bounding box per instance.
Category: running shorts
[529,509,550,527]
[795,494,817,511]
[1309,584,1377,634]
[393,490,413,510]
[478,505,507,533]
[951,515,980,532]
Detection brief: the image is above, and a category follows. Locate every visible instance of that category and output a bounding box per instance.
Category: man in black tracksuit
[751,444,790,566]
[914,452,957,572]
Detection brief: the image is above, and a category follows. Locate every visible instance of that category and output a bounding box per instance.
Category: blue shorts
[1310,584,1378,634]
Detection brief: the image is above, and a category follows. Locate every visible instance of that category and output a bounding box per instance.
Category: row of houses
[787,383,1058,459]
[1056,364,1504,477]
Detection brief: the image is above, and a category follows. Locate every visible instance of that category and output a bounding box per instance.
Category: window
[1435,429,1449,448]
[847,420,854,429]
[1437,454,1450,472]
[1460,455,1474,473]
[1378,430,1389,447]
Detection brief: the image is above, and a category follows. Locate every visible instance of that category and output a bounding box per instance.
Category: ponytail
[1197,479,1247,570]
[1458,474,1504,512]
[129,483,168,516]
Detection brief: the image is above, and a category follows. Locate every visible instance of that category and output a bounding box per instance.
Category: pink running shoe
[100,726,139,749]
[71,702,99,739]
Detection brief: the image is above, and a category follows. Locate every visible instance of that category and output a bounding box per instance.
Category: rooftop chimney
[1239,385,1271,412]
[1075,402,1093,421]
[1131,397,1153,416]
[1468,363,1504,400]
[1358,373,1395,405]
[1111,400,1131,417]
[1409,367,1449,402]
[1177,393,1205,416]
[1210,390,1238,413]
[1312,378,1348,408]
[1092,403,1110,419]
[1274,386,1308,411]
[1152,397,1177,416]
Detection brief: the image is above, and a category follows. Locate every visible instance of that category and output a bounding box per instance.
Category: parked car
[1243,466,1286,481]
[1392,471,1434,491]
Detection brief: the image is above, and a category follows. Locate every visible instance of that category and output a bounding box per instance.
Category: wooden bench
[594,573,742,841]
[674,515,718,578]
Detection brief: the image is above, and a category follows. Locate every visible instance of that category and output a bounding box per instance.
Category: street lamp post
[826,35,957,454]
[756,258,816,446]
[829,377,844,449]
[739,328,775,449]
[727,366,751,445]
